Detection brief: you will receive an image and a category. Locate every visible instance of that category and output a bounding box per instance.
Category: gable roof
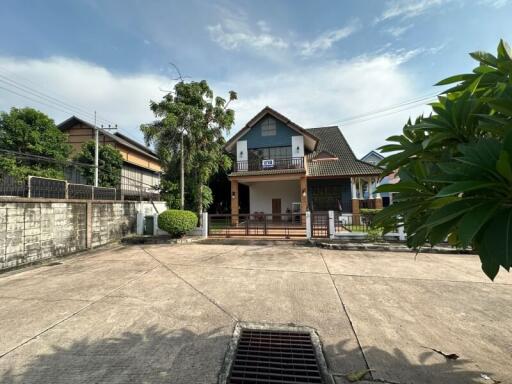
[306,126,381,177]
[224,106,319,152]
[58,116,159,161]
[361,150,384,162]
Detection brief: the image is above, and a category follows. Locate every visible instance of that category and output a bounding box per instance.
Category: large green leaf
[469,51,498,67]
[476,208,512,279]
[496,151,512,182]
[423,199,474,228]
[458,201,500,247]
[436,181,500,197]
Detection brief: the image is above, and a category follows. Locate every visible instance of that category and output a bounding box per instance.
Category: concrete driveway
[0,242,510,384]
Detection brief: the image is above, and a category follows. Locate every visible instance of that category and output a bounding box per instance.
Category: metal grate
[228,329,324,384]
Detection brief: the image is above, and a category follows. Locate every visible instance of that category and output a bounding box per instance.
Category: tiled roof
[306,126,381,177]
[229,168,305,177]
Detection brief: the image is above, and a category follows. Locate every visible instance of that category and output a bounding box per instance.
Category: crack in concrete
[319,249,373,381]
[140,247,239,322]
[0,265,159,359]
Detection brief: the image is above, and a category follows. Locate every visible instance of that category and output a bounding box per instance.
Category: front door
[272,198,281,222]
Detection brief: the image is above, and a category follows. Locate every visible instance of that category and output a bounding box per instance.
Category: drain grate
[227,328,324,384]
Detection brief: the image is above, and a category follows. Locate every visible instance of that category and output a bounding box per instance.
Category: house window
[248,146,292,162]
[261,118,277,136]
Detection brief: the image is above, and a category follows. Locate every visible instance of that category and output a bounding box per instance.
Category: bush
[157,209,198,238]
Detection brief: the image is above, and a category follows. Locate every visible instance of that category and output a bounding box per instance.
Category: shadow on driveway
[1,327,492,384]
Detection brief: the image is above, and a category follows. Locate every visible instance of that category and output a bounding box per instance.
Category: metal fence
[208,213,306,238]
[0,175,118,200]
[334,212,373,233]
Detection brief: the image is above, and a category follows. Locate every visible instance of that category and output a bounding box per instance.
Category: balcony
[234,157,304,172]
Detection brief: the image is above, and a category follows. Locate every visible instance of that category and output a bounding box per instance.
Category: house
[224,107,382,222]
[360,150,384,166]
[58,116,162,200]
[360,150,398,207]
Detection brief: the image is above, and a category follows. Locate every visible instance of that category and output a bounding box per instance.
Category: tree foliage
[0,107,71,179]
[375,40,512,280]
[74,140,123,188]
[141,80,236,214]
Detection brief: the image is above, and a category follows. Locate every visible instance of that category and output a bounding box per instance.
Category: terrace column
[231,179,239,225]
[351,177,361,225]
[375,177,383,209]
[300,176,308,225]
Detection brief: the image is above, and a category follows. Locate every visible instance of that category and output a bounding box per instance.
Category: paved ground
[0,243,511,384]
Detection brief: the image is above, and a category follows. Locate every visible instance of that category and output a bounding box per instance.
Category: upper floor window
[261,118,277,136]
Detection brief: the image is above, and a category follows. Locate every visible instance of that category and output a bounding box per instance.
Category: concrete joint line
[140,247,238,322]
[0,265,159,359]
[319,250,373,380]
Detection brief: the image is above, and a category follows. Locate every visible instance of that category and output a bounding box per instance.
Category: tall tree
[375,40,512,280]
[0,107,71,179]
[141,80,237,214]
[74,140,123,188]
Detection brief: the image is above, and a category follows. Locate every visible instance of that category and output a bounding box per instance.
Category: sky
[0,0,511,157]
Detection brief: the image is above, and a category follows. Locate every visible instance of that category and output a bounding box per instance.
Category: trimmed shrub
[158,209,198,238]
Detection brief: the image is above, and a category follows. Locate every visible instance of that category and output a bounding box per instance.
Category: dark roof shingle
[306,126,381,177]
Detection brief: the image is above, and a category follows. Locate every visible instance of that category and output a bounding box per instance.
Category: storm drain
[227,328,325,384]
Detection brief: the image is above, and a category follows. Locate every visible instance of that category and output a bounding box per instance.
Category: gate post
[328,211,335,239]
[306,211,312,239]
[202,212,208,238]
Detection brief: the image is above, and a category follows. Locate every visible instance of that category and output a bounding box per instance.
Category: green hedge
[157,209,198,238]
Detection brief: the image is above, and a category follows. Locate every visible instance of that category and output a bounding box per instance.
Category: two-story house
[224,107,382,222]
[58,116,162,200]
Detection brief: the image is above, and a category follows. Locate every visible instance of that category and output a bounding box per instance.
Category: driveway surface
[0,243,510,384]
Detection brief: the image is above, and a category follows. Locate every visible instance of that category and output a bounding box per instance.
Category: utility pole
[180,130,185,210]
[94,111,99,187]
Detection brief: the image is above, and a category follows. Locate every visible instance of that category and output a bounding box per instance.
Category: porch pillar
[231,179,239,225]
[300,176,308,225]
[374,177,383,209]
[351,177,361,225]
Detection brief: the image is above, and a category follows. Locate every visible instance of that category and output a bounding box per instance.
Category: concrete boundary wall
[0,198,138,271]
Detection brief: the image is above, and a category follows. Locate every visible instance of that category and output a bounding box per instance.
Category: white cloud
[0,56,171,141]
[298,21,360,57]
[0,51,435,157]
[376,0,447,22]
[479,0,510,8]
[207,23,288,51]
[207,18,359,58]
[385,24,414,37]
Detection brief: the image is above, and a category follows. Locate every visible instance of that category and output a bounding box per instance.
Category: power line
[325,92,438,126]
[0,68,115,125]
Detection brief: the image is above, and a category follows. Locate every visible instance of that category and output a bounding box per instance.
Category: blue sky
[0,0,511,156]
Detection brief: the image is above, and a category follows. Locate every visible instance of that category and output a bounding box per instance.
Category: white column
[136,212,144,235]
[153,214,158,235]
[306,211,312,239]
[328,210,335,239]
[375,177,382,199]
[368,177,373,199]
[351,177,358,199]
[358,178,363,200]
[398,226,406,241]
[202,212,209,238]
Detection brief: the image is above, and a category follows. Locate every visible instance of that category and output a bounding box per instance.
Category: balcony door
[272,198,281,222]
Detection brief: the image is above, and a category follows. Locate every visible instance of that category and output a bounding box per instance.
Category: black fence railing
[209,213,306,238]
[235,157,304,172]
[334,212,373,233]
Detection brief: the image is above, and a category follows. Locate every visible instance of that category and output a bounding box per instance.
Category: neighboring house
[360,150,384,166]
[224,107,382,220]
[360,150,398,207]
[58,116,162,200]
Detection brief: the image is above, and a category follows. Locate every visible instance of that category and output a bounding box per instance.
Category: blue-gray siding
[240,119,296,149]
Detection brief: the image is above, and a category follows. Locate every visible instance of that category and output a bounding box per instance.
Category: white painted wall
[291,136,304,158]
[248,180,301,214]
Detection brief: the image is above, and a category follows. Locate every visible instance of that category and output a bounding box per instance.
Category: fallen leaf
[421,346,459,360]
[346,369,371,382]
